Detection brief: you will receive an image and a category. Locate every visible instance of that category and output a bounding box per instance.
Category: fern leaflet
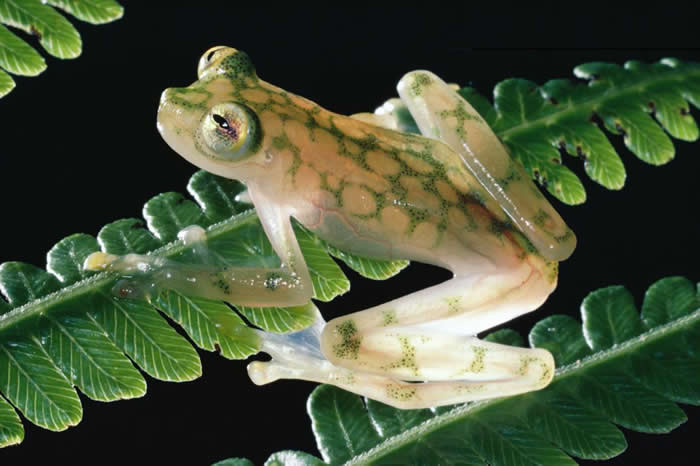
[0,0,123,98]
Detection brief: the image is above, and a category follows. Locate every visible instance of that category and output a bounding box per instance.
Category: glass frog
[86,47,575,409]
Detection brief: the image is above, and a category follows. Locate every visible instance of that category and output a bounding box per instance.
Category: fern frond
[0,171,405,447]
[214,451,324,466]
[281,277,700,465]
[387,59,700,204]
[0,0,123,98]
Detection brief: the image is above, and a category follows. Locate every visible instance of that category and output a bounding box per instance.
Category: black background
[1,4,699,465]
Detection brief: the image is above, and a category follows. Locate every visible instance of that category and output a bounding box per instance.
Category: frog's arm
[84,186,312,307]
[397,72,576,261]
[246,180,313,298]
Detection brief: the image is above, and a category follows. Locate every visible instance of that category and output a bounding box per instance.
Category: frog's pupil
[213,114,229,129]
[207,50,218,62]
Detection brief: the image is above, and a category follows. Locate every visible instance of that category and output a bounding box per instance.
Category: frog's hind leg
[250,307,554,409]
[318,256,557,402]
[397,70,576,262]
[248,303,551,409]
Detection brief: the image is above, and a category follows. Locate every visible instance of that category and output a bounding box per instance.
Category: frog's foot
[247,304,342,385]
[83,251,120,271]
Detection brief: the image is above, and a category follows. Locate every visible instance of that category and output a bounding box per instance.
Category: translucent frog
[86,47,575,409]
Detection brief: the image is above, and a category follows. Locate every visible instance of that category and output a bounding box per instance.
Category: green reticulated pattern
[290,277,700,465]
[0,170,408,447]
[391,58,700,205]
[0,0,123,98]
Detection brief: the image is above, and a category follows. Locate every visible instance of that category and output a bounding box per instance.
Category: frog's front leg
[84,183,313,307]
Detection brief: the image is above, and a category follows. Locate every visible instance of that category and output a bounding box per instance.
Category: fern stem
[345,306,700,465]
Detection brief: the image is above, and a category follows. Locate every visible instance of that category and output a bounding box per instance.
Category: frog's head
[157,47,269,182]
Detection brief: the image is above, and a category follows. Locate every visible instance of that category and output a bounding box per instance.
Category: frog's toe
[247,361,279,385]
[530,347,555,389]
[83,251,120,271]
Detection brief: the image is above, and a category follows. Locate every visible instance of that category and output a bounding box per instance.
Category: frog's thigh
[323,260,553,342]
[320,260,555,377]
[396,70,575,261]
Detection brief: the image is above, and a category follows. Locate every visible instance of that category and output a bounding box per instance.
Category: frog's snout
[156,87,197,141]
[157,88,174,123]
[158,88,174,109]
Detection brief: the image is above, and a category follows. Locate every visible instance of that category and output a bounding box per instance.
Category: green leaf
[641,276,700,328]
[46,234,99,284]
[301,278,700,464]
[483,328,525,347]
[211,459,254,466]
[517,391,626,460]
[0,0,81,59]
[505,132,588,204]
[0,395,23,447]
[144,192,206,242]
[97,219,162,255]
[236,303,316,334]
[46,0,123,24]
[264,451,324,466]
[155,290,260,360]
[461,412,576,466]
[628,333,700,405]
[294,225,349,302]
[89,293,201,382]
[0,0,123,98]
[37,307,146,402]
[598,97,674,165]
[0,67,13,96]
[0,262,61,306]
[365,398,434,437]
[308,384,382,464]
[564,363,686,433]
[188,171,249,223]
[547,116,625,190]
[0,334,82,431]
[0,24,44,75]
[325,243,409,280]
[582,285,644,350]
[389,58,700,204]
[529,314,592,366]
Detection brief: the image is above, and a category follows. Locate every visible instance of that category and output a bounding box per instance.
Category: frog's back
[280,107,533,269]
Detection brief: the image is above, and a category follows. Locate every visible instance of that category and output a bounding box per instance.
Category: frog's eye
[198,46,233,79]
[200,102,261,160]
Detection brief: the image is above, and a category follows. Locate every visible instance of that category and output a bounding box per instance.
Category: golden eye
[200,102,261,160]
